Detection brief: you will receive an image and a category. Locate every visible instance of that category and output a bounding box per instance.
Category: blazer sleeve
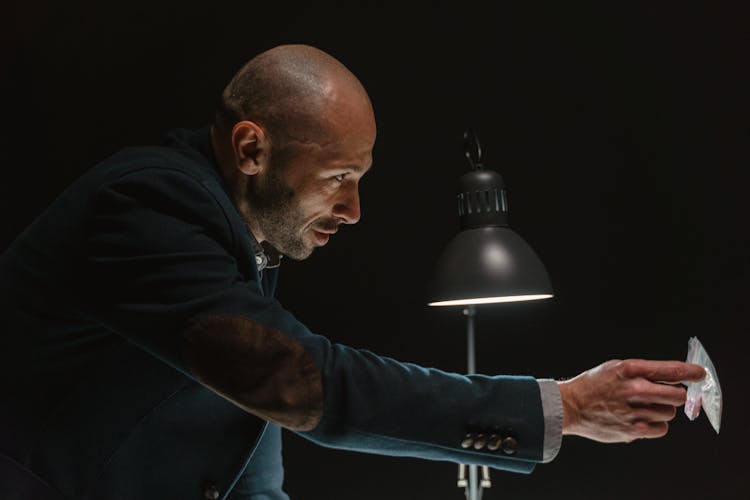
[83,166,545,474]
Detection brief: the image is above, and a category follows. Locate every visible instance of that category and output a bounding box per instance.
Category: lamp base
[458,464,491,499]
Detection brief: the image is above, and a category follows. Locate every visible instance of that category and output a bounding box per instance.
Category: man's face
[247,133,373,260]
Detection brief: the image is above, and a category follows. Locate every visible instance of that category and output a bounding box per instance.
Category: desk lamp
[428,130,554,500]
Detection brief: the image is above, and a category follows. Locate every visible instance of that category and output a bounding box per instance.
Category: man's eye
[333,174,346,182]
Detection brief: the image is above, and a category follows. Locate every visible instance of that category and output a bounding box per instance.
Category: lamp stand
[457,305,491,500]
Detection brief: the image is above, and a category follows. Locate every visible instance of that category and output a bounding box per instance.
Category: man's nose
[333,185,361,224]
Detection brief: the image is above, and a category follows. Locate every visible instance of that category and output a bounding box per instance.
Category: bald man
[0,45,703,500]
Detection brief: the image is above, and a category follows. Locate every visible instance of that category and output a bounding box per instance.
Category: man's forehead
[281,135,373,175]
[294,125,374,158]
[319,144,374,172]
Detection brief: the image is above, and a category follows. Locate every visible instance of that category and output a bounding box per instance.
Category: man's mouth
[311,229,333,246]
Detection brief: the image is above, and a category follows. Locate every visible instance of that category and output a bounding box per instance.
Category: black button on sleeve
[501,436,518,455]
[203,482,220,500]
[487,434,502,451]
[473,433,487,450]
[461,433,475,449]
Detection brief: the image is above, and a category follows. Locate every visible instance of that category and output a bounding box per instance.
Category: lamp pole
[464,306,478,500]
[465,306,476,375]
[460,305,491,500]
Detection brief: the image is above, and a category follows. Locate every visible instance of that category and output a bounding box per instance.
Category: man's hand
[558,359,705,443]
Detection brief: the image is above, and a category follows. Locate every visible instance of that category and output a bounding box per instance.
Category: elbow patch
[182,314,323,431]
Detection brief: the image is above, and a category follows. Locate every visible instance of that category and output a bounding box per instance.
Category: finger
[627,381,687,406]
[629,404,678,423]
[674,363,706,383]
[660,379,694,385]
[632,421,669,440]
[621,359,705,383]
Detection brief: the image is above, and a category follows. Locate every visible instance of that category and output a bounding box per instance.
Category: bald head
[210,45,376,258]
[215,45,375,152]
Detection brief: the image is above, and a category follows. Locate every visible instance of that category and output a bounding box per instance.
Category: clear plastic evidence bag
[684,336,722,434]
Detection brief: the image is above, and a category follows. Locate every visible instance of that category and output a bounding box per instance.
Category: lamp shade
[428,226,553,306]
[428,130,553,306]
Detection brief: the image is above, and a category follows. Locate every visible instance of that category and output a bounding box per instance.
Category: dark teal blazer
[0,128,546,500]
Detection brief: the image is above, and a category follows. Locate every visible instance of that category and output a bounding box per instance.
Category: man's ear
[231,121,268,176]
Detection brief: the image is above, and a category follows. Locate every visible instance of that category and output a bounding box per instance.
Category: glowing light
[428,294,553,307]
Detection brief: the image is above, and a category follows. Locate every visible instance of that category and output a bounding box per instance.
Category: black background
[3,1,748,499]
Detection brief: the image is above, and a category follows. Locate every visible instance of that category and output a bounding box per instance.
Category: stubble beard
[245,165,313,261]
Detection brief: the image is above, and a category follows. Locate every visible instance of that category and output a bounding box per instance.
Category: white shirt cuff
[537,378,563,463]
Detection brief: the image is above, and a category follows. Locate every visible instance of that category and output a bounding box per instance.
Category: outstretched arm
[558,359,705,443]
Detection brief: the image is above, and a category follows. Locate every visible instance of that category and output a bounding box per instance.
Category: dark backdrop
[3,1,747,499]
